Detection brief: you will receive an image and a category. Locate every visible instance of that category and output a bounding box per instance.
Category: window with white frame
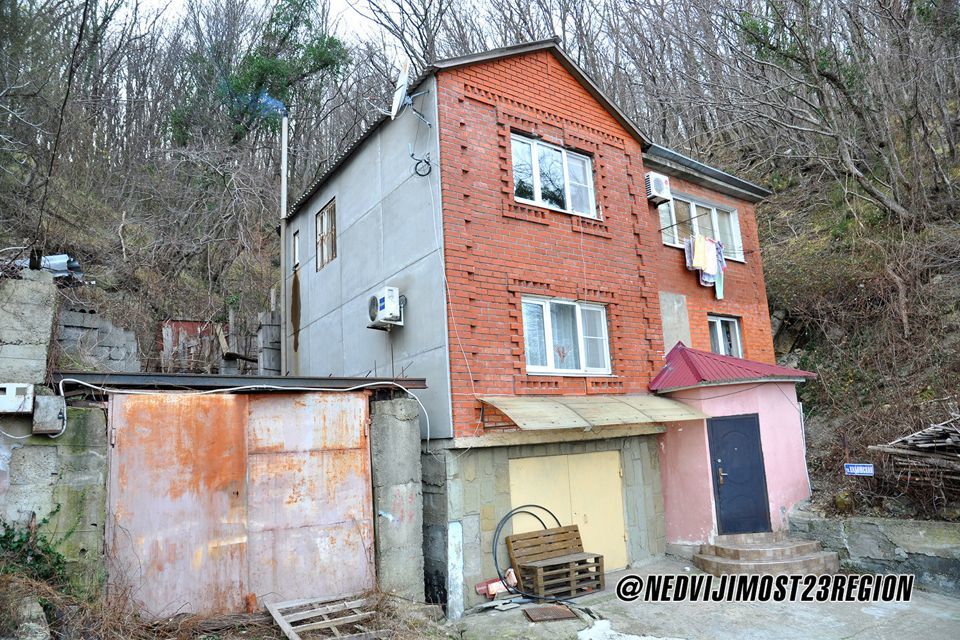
[658,196,744,260]
[292,230,300,270]
[316,199,336,270]
[511,134,597,218]
[522,298,611,374]
[708,315,743,358]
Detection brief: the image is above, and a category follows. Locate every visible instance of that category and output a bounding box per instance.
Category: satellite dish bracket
[399,89,432,128]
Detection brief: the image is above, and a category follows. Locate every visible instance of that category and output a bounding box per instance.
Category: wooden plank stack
[870,414,960,496]
[505,525,604,600]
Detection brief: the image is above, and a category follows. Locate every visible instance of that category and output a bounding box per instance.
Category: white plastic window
[708,315,743,358]
[292,230,300,270]
[316,200,336,270]
[511,134,597,218]
[659,196,744,261]
[522,297,611,374]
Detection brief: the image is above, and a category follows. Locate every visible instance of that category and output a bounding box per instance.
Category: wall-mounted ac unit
[645,172,672,205]
[368,286,404,330]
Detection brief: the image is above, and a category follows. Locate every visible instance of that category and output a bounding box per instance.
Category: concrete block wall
[370,397,425,602]
[57,310,140,373]
[0,407,108,593]
[426,434,664,617]
[0,270,56,382]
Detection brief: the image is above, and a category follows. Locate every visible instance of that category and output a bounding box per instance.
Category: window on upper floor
[522,297,611,374]
[292,230,300,270]
[316,199,336,270]
[658,196,744,261]
[511,134,597,219]
[708,315,743,358]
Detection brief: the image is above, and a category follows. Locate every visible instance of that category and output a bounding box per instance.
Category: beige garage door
[509,450,628,570]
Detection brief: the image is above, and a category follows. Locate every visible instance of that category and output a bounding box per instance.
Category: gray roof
[643,144,771,203]
[288,39,769,215]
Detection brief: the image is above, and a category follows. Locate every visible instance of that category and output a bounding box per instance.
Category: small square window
[708,315,743,358]
[292,230,300,270]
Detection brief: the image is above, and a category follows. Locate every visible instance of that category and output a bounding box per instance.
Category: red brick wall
[435,51,774,438]
[651,174,776,364]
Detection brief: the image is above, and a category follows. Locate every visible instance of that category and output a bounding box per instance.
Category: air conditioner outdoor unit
[368,286,404,329]
[645,171,672,205]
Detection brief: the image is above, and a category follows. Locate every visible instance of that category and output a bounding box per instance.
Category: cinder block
[59,310,102,330]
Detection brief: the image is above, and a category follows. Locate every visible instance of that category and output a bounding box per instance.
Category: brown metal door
[107,392,374,617]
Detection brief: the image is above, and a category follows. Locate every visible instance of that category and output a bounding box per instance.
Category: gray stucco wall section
[659,291,691,352]
[283,76,451,438]
[426,435,665,617]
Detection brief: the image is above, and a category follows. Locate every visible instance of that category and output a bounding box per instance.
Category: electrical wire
[49,378,431,441]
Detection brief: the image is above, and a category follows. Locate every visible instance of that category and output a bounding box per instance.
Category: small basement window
[292,230,300,270]
[658,196,744,261]
[522,297,611,374]
[511,134,597,218]
[708,315,743,358]
[316,199,336,270]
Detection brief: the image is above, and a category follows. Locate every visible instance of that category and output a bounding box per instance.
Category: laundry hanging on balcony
[684,235,727,300]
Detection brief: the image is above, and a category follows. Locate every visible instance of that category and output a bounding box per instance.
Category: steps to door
[693,532,839,575]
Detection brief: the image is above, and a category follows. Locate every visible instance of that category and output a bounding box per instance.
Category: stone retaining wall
[790,510,960,594]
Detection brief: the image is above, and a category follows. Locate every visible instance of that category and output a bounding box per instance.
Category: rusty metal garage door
[106,392,374,617]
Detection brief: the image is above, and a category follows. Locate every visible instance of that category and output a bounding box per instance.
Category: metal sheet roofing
[480,394,706,430]
[648,343,815,393]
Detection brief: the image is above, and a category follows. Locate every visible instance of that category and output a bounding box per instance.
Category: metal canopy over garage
[480,394,706,430]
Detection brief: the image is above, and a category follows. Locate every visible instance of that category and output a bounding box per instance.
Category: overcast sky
[138,0,378,41]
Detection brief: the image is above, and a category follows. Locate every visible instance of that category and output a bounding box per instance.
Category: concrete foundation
[0,407,108,594]
[790,510,960,595]
[424,434,665,618]
[370,397,426,602]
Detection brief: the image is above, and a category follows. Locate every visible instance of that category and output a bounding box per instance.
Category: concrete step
[713,530,788,545]
[693,550,840,575]
[701,538,823,561]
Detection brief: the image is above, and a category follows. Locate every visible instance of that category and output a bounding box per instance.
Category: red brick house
[283,39,816,616]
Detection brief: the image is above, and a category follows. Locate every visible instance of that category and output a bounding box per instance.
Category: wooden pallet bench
[505,525,604,600]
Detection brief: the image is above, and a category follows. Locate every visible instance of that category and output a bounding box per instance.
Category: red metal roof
[649,343,815,393]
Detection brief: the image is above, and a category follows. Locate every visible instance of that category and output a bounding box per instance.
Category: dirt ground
[456,557,960,640]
